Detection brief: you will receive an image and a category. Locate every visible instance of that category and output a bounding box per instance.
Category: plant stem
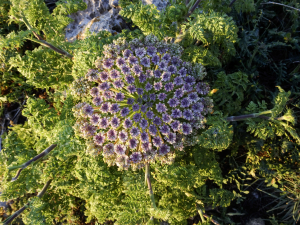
[2,180,52,225]
[145,163,157,209]
[20,12,73,59]
[198,208,206,222]
[261,2,300,12]
[9,144,57,181]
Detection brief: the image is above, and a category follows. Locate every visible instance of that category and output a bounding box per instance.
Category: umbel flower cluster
[72,35,213,170]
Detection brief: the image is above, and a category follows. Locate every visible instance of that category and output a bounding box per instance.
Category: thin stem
[9,144,57,181]
[2,180,52,225]
[202,214,220,225]
[20,12,73,59]
[145,163,157,209]
[184,0,202,21]
[198,209,206,222]
[229,0,237,7]
[261,2,300,12]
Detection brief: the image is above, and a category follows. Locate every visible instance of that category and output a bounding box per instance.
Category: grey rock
[142,0,169,11]
[65,0,170,42]
[65,0,124,42]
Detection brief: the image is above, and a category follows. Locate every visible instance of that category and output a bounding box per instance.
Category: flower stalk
[145,163,157,209]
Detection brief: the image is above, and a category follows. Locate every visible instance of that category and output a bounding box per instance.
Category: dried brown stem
[2,180,52,225]
[9,144,57,182]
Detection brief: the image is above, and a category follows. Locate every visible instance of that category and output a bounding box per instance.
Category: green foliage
[1,0,300,224]
[212,71,249,114]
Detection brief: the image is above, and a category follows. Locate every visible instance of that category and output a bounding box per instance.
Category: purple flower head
[152,55,160,65]
[146,110,154,119]
[184,76,196,85]
[168,98,179,108]
[93,96,102,106]
[139,73,147,83]
[158,47,168,54]
[123,49,133,58]
[132,64,143,75]
[171,109,182,118]
[162,53,171,62]
[107,129,117,141]
[90,114,100,125]
[128,55,138,64]
[166,132,176,144]
[99,117,110,129]
[130,126,140,137]
[162,72,171,82]
[135,47,146,58]
[178,67,187,76]
[142,94,148,101]
[81,123,96,137]
[153,70,161,78]
[90,87,99,97]
[149,125,157,136]
[162,113,172,123]
[170,120,181,132]
[125,75,135,84]
[171,56,182,67]
[133,113,141,122]
[103,143,114,156]
[152,136,163,147]
[141,132,149,143]
[86,69,99,81]
[146,70,153,77]
[145,83,152,91]
[113,80,124,89]
[141,57,150,67]
[129,138,138,149]
[121,107,130,117]
[174,88,184,98]
[156,103,167,113]
[116,92,125,101]
[154,82,162,91]
[183,109,193,121]
[100,71,109,81]
[158,93,167,101]
[127,98,135,105]
[159,60,168,71]
[124,118,133,129]
[82,104,94,116]
[153,117,162,125]
[119,130,128,142]
[116,57,126,68]
[128,85,136,94]
[188,92,199,103]
[140,104,147,113]
[110,69,120,79]
[115,144,126,155]
[174,77,183,86]
[182,84,194,92]
[121,65,131,75]
[99,82,110,91]
[147,46,157,56]
[147,101,153,107]
[130,152,142,163]
[149,93,156,101]
[192,102,204,112]
[103,90,113,100]
[103,58,114,69]
[182,123,192,135]
[111,116,120,128]
[142,142,152,151]
[181,97,191,108]
[165,82,174,92]
[137,88,144,96]
[158,145,170,155]
[94,133,105,145]
[160,125,170,135]
[140,118,148,129]
[132,104,140,111]
[100,102,110,113]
